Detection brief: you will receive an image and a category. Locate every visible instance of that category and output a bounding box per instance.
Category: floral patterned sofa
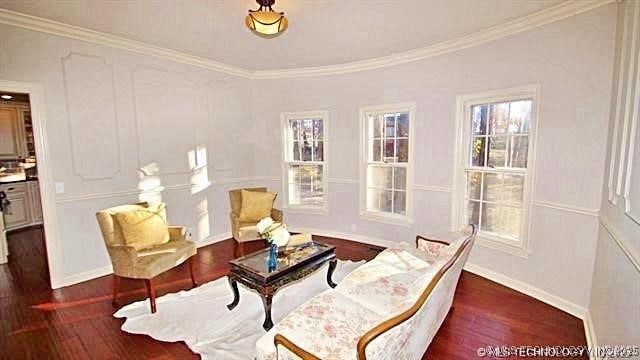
[255,225,477,360]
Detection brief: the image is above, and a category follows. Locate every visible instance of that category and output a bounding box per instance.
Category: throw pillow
[115,203,170,251]
[238,189,277,222]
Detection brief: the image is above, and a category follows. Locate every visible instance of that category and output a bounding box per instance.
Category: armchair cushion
[238,189,277,222]
[114,203,170,251]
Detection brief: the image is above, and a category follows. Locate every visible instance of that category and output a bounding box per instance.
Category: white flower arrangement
[256,217,290,247]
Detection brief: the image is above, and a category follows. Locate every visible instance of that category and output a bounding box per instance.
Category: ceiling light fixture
[245,0,288,38]
[1,95,12,100]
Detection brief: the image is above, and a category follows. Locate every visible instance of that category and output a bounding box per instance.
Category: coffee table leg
[327,259,338,288]
[261,294,274,331]
[226,277,240,310]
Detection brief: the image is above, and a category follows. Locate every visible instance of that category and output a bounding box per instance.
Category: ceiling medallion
[245,0,288,38]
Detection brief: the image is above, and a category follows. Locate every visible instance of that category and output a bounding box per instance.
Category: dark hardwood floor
[0,228,587,359]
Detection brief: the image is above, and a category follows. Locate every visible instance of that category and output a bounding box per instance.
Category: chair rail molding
[599,215,640,273]
[0,0,615,79]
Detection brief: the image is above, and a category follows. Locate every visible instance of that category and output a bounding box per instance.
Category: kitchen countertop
[0,177,38,184]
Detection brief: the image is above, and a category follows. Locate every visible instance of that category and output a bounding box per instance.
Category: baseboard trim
[53,232,232,288]
[583,311,600,360]
[463,262,587,319]
[54,265,113,289]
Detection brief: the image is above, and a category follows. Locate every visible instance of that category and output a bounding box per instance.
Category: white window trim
[451,85,540,258]
[280,110,329,214]
[359,102,415,225]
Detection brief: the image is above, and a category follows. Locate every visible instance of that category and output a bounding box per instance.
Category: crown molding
[0,0,614,80]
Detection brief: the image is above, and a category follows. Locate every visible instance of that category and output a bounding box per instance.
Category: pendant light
[245,0,288,38]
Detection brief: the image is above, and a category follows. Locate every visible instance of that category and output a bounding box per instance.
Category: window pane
[301,141,312,161]
[487,136,507,168]
[367,188,392,213]
[367,166,392,189]
[393,167,407,190]
[372,114,382,138]
[393,191,406,215]
[482,173,503,202]
[509,135,529,168]
[289,164,323,206]
[471,136,486,167]
[385,115,395,137]
[384,139,395,161]
[503,174,524,206]
[481,203,500,233]
[471,104,488,135]
[488,102,509,135]
[292,141,300,161]
[313,119,323,140]
[290,120,300,142]
[466,200,480,226]
[396,139,409,162]
[372,139,381,162]
[314,140,324,161]
[508,100,531,134]
[466,171,482,200]
[397,112,409,137]
[503,206,522,239]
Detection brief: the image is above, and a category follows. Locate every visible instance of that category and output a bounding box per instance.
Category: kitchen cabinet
[1,180,42,231]
[0,104,32,160]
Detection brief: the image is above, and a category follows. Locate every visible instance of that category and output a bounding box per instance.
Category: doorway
[0,92,49,286]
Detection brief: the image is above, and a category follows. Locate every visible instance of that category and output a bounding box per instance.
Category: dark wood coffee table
[226,242,337,330]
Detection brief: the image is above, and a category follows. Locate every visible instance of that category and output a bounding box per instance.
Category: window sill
[283,206,329,215]
[359,211,413,227]
[475,233,530,259]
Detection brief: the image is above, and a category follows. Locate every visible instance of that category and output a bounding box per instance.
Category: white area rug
[114,260,363,360]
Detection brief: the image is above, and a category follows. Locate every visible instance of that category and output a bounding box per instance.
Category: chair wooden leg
[144,279,157,313]
[112,275,120,307]
[188,257,197,288]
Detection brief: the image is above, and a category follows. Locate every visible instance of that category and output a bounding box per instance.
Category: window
[360,103,414,223]
[453,86,538,255]
[282,111,328,211]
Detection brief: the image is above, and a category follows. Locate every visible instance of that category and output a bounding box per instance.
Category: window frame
[281,110,329,213]
[359,102,415,225]
[452,85,540,257]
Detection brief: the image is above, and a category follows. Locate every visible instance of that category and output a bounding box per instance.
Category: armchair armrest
[274,334,320,360]
[105,244,138,277]
[168,226,188,242]
[271,208,283,222]
[415,234,450,249]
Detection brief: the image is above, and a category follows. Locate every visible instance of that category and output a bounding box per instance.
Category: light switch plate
[54,182,65,194]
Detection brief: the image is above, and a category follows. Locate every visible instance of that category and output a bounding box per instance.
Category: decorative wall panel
[62,53,120,180]
[131,66,207,175]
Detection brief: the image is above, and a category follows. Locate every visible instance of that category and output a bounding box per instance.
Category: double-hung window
[360,103,414,223]
[282,111,328,211]
[454,86,538,254]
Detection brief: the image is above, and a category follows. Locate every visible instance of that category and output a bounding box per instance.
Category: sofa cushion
[256,290,382,360]
[238,189,277,222]
[114,203,170,251]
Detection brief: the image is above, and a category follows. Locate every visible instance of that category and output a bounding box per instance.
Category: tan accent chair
[229,187,283,242]
[96,202,197,313]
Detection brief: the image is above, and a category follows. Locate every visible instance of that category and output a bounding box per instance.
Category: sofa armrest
[230,212,241,239]
[168,226,188,242]
[274,334,320,360]
[271,208,283,222]
[415,234,450,249]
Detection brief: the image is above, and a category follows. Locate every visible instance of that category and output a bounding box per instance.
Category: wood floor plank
[0,227,587,359]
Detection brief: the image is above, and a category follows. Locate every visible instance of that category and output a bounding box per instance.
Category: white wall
[249,4,617,311]
[0,23,255,286]
[588,0,640,349]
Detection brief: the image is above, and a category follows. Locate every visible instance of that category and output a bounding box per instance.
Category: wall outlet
[54,182,65,194]
[350,223,357,232]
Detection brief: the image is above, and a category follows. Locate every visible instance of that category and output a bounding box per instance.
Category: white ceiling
[0,0,563,70]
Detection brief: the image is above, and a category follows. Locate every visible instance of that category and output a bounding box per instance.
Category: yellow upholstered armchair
[229,187,283,242]
[96,202,197,313]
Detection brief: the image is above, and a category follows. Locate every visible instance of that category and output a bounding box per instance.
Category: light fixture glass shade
[245,10,288,37]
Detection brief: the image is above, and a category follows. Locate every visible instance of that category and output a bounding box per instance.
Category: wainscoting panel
[62,52,121,180]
